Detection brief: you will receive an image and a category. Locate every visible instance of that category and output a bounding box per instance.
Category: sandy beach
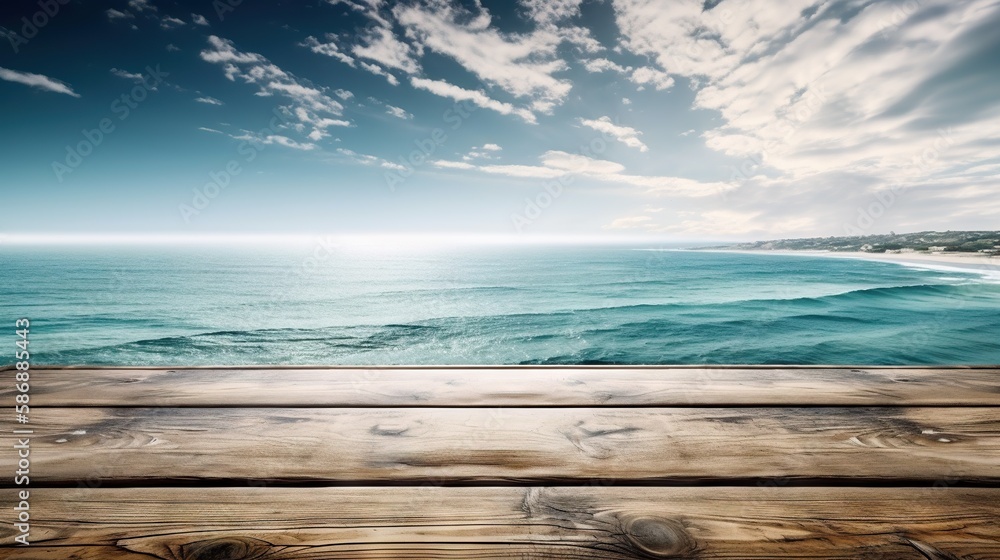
[713,249,1000,275]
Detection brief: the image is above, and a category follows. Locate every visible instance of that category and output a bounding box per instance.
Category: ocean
[2,243,998,366]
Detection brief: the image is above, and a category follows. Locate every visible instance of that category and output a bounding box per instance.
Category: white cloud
[160,15,185,29]
[328,0,392,27]
[334,88,354,100]
[338,148,407,170]
[195,96,223,105]
[480,163,566,179]
[110,68,144,83]
[301,36,356,67]
[434,149,733,196]
[234,132,317,151]
[579,116,648,152]
[192,13,209,26]
[106,8,133,20]
[395,2,573,113]
[460,144,503,161]
[410,77,536,124]
[200,37,344,117]
[198,127,224,134]
[432,160,477,170]
[519,0,601,53]
[385,104,413,119]
[629,66,674,90]
[622,97,631,105]
[0,67,80,97]
[583,58,629,74]
[612,0,1000,205]
[520,0,584,24]
[166,43,180,52]
[359,61,399,85]
[128,0,156,13]
[352,26,420,74]
[200,36,349,142]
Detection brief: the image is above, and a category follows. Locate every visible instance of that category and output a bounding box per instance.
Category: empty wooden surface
[7,406,1000,485]
[3,487,1000,559]
[2,366,999,559]
[9,366,1000,406]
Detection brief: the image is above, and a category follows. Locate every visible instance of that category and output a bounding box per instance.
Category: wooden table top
[2,365,999,559]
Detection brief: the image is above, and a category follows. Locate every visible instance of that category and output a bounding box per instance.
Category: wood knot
[623,516,696,558]
[179,536,273,560]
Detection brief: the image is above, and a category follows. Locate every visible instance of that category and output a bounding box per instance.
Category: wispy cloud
[234,132,318,151]
[191,13,209,26]
[352,26,420,74]
[410,77,536,124]
[127,0,156,13]
[110,68,144,83]
[394,1,572,113]
[579,116,648,152]
[160,15,185,29]
[434,150,733,196]
[195,96,223,105]
[596,0,1000,235]
[106,8,134,21]
[200,35,349,141]
[385,104,413,119]
[628,66,673,90]
[614,0,1000,183]
[460,143,503,161]
[337,148,407,170]
[328,0,392,27]
[583,58,629,73]
[359,61,399,85]
[0,67,80,97]
[301,35,356,67]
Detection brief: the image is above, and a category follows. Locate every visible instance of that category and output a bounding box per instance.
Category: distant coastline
[701,230,1000,255]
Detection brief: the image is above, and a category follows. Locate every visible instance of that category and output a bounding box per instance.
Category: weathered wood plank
[9,366,1000,407]
[7,406,998,485]
[2,487,999,558]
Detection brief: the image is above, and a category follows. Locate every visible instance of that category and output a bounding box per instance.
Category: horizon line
[0,233,729,247]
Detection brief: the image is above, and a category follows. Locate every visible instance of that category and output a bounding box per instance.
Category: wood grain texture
[6,406,998,485]
[9,366,1000,407]
[2,487,999,558]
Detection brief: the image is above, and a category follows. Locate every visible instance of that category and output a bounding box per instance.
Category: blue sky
[1,0,998,241]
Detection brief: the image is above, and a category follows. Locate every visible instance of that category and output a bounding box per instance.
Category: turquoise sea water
[1,244,998,365]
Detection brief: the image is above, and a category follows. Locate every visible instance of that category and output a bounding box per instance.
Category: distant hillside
[708,231,1000,254]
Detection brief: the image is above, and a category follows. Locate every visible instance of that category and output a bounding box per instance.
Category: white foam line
[676,249,1000,283]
